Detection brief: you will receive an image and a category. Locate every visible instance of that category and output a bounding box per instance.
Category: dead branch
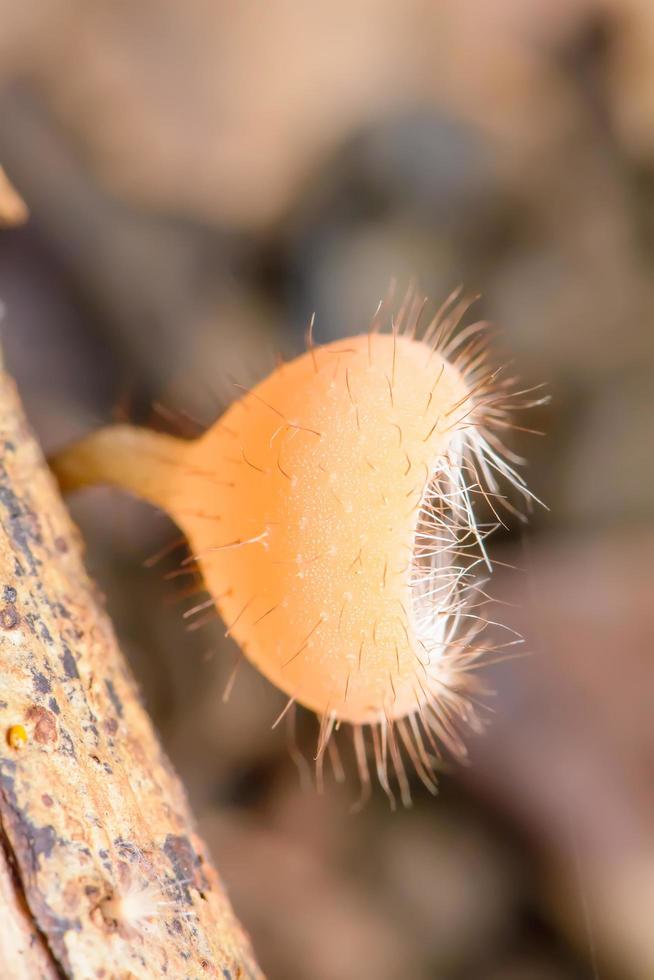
[0,354,262,978]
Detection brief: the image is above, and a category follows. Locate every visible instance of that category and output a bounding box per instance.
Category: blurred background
[0,2,652,978]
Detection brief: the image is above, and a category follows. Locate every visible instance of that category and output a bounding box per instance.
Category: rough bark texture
[0,355,263,978]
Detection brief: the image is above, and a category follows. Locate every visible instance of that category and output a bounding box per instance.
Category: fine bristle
[97,842,198,944]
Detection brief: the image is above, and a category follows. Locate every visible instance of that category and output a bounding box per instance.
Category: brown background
[1,3,653,978]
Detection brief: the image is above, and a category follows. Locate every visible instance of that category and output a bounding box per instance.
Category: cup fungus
[51,288,545,806]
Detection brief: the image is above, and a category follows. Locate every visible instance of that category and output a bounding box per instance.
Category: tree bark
[0,354,262,978]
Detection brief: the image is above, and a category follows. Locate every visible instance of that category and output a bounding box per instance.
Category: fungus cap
[175,333,470,724]
[50,289,544,802]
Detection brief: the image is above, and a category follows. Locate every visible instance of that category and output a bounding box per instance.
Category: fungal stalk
[50,288,545,805]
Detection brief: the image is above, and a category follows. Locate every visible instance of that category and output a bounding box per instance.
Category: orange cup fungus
[51,289,544,804]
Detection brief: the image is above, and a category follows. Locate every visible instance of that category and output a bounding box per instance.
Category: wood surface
[0,355,263,979]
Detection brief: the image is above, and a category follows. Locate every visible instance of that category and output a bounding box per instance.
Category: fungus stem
[50,424,188,513]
